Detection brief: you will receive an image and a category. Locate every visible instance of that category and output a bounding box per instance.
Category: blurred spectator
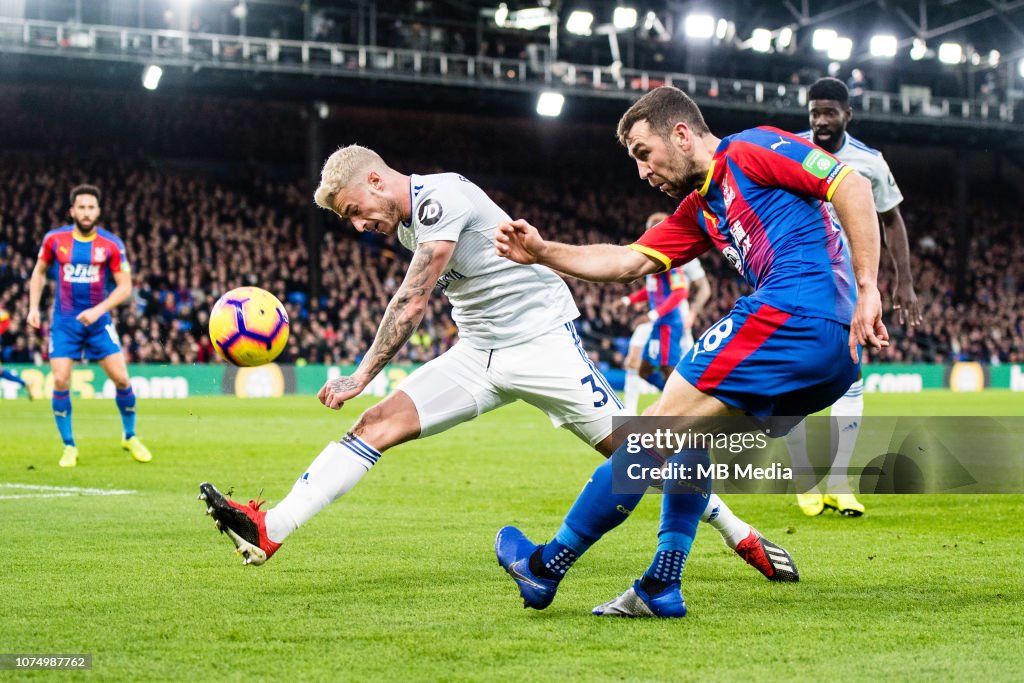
[0,86,1020,369]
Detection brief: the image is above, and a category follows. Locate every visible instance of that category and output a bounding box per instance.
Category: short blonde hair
[313,145,386,211]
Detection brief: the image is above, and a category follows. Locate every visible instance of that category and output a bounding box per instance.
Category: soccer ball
[209,287,290,366]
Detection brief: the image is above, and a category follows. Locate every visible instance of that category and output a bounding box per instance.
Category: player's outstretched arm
[494,219,658,283]
[830,171,889,361]
[880,206,921,326]
[319,239,455,410]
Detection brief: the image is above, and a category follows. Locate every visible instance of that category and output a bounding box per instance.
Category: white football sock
[623,369,641,415]
[783,420,819,494]
[700,493,751,549]
[264,435,380,543]
[827,380,864,494]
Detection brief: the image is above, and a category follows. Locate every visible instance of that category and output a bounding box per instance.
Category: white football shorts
[398,322,624,447]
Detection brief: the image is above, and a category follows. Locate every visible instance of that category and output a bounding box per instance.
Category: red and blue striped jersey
[630,126,856,325]
[627,268,687,323]
[38,225,130,318]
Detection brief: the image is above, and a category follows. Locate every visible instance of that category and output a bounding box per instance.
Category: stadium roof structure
[1,1,1023,147]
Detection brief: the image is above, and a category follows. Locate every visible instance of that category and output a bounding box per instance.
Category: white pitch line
[0,483,135,497]
[0,494,82,500]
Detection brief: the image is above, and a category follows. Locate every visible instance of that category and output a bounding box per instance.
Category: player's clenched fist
[494,219,545,264]
[318,375,365,410]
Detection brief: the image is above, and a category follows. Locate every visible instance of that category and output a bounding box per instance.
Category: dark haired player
[784,77,920,517]
[493,86,886,617]
[27,185,152,467]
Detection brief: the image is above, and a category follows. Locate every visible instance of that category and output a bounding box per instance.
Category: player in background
[621,212,709,415]
[784,77,921,517]
[0,362,30,398]
[27,185,151,467]
[198,145,796,586]
[0,309,32,399]
[494,86,886,617]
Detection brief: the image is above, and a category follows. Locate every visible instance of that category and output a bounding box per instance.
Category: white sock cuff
[832,383,864,417]
[340,433,381,468]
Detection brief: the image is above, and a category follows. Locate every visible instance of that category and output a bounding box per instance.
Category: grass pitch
[3,391,1023,681]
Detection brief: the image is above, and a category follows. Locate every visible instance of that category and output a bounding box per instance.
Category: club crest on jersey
[63,263,101,284]
[94,246,106,261]
[722,182,736,210]
[417,199,443,226]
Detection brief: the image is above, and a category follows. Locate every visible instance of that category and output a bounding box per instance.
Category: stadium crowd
[1,88,1021,369]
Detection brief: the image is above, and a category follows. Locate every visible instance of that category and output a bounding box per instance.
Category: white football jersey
[396,173,579,350]
[797,131,904,213]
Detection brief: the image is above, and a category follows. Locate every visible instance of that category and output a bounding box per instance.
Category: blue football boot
[495,526,561,610]
[592,579,687,618]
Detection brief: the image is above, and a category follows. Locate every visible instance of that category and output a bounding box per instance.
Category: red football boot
[198,482,281,566]
[734,527,799,582]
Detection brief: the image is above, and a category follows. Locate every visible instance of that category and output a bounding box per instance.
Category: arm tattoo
[328,375,363,395]
[359,243,436,380]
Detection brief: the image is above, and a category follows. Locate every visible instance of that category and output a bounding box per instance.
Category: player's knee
[350,402,418,450]
[51,372,71,391]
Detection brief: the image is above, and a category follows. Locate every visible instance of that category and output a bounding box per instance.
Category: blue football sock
[1,369,26,387]
[115,386,137,439]
[641,449,712,592]
[645,371,666,390]
[536,446,648,579]
[52,390,74,446]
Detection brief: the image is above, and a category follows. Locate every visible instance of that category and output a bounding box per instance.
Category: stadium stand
[1,86,1021,368]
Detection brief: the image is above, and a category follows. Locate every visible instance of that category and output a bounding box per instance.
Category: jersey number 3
[580,374,609,408]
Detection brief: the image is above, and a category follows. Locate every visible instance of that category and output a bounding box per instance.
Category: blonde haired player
[197,144,796,588]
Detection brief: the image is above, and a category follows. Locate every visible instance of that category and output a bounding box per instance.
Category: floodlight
[827,37,852,61]
[910,38,927,60]
[869,34,897,58]
[536,91,565,117]
[613,7,638,30]
[750,28,772,53]
[684,14,715,40]
[566,10,594,35]
[777,27,793,49]
[938,42,962,64]
[812,28,836,51]
[142,64,163,90]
